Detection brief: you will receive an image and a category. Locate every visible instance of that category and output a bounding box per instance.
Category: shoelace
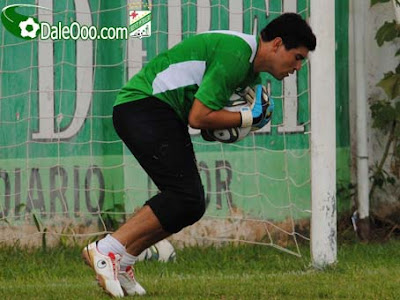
[108,252,120,280]
[125,266,136,281]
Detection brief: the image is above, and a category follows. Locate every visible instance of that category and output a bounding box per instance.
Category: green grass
[0,240,399,299]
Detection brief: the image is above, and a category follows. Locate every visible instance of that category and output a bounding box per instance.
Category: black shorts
[113,97,205,233]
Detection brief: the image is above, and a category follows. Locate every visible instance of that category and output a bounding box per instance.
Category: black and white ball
[137,239,176,263]
[205,93,252,143]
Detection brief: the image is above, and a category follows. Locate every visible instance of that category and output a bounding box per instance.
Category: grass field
[0,239,399,299]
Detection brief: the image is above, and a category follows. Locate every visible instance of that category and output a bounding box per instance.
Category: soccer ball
[137,239,176,262]
[204,93,252,143]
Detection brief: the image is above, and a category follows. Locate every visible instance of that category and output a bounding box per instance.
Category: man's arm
[188,99,242,129]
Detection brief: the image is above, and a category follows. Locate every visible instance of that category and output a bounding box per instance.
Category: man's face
[269,42,309,80]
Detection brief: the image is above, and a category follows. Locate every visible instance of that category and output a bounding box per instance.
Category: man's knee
[146,186,206,233]
[182,191,206,227]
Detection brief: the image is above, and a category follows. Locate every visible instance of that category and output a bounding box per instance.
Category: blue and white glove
[239,84,274,130]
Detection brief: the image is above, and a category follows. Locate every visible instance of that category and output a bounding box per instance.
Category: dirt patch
[370,202,400,241]
[338,204,400,243]
[0,214,310,250]
[170,216,310,250]
[0,216,107,248]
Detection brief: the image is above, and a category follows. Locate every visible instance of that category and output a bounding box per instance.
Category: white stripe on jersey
[152,60,206,94]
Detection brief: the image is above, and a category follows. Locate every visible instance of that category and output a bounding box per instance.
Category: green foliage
[375,21,400,46]
[369,2,400,200]
[371,0,391,6]
[337,181,356,206]
[370,162,396,189]
[370,100,400,131]
[32,212,47,251]
[100,203,126,232]
[377,70,400,99]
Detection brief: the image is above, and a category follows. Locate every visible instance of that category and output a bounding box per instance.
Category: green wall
[0,0,350,224]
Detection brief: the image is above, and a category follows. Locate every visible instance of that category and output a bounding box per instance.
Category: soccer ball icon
[19,17,40,39]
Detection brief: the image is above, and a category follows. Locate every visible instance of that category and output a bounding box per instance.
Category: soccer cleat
[82,242,125,298]
[118,266,146,296]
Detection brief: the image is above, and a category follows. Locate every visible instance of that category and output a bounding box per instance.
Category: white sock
[97,234,126,256]
[120,252,138,272]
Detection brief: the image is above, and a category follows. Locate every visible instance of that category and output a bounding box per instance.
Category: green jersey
[115,31,261,123]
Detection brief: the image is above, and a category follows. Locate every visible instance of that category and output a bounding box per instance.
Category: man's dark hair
[260,13,316,51]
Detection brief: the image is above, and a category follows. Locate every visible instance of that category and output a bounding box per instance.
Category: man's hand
[239,85,274,130]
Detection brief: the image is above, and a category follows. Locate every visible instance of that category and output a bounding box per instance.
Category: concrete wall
[349,1,400,205]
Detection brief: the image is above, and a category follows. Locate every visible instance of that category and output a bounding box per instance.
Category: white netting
[0,0,311,256]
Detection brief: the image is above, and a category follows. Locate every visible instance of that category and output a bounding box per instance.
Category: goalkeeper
[83,12,316,297]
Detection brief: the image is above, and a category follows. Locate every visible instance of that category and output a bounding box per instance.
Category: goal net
[0,0,314,257]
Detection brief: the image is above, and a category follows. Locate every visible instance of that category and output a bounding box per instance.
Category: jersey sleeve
[194,54,250,111]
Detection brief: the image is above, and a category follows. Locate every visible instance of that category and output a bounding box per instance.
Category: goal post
[310,0,337,268]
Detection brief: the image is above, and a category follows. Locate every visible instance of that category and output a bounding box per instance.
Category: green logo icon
[1,4,46,40]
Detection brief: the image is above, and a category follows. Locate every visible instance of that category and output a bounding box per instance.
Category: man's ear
[271,37,283,53]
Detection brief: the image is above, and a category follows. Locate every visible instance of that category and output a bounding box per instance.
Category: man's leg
[82,205,164,297]
[112,205,171,256]
[111,98,206,240]
[83,98,206,297]
[104,205,170,296]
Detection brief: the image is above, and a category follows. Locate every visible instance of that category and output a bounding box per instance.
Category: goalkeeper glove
[200,129,216,142]
[239,84,274,130]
